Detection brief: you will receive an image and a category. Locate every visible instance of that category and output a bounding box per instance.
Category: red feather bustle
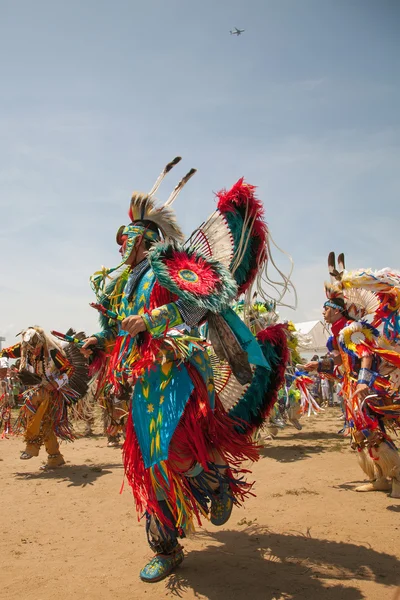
[216,178,268,294]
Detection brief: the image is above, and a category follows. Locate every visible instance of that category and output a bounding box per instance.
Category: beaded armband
[142,303,183,338]
[357,368,376,386]
[317,357,334,374]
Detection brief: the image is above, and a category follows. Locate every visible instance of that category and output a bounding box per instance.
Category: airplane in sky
[230,27,245,36]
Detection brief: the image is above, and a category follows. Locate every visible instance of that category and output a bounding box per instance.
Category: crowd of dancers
[1,157,400,582]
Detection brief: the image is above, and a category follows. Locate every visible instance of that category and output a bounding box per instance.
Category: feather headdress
[117,159,197,256]
[325,252,379,320]
[91,157,196,296]
[125,192,185,243]
[332,266,400,342]
[18,326,63,371]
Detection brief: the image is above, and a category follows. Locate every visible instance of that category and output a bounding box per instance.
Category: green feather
[224,209,254,288]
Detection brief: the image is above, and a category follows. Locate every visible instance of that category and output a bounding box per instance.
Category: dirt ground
[0,408,399,600]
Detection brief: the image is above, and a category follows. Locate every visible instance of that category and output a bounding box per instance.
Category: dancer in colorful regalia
[0,372,13,437]
[0,327,89,468]
[280,322,321,428]
[82,157,290,582]
[304,253,400,498]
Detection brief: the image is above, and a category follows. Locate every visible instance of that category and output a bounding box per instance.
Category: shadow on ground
[165,525,400,600]
[259,444,334,463]
[279,431,345,443]
[13,462,122,487]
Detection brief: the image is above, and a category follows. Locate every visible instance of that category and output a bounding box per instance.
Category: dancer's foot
[20,451,33,460]
[107,435,120,447]
[43,453,65,469]
[210,483,233,526]
[289,418,302,431]
[270,417,285,429]
[140,546,184,583]
[355,478,391,493]
[390,478,400,499]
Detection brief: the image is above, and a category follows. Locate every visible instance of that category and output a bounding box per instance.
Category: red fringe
[174,363,259,467]
[149,280,177,309]
[88,350,108,379]
[122,361,258,530]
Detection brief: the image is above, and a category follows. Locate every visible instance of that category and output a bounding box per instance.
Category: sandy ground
[1,408,399,600]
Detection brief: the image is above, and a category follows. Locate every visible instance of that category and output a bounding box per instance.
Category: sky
[1,0,399,346]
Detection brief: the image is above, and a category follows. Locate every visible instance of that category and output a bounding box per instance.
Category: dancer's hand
[80,337,98,357]
[354,383,369,400]
[121,315,146,337]
[303,361,318,371]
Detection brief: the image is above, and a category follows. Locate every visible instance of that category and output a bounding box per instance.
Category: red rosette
[149,242,238,312]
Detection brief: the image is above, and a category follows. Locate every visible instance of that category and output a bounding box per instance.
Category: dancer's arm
[0,343,21,358]
[354,355,374,397]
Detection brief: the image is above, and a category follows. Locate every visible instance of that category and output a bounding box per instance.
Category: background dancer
[304,253,400,498]
[1,327,89,468]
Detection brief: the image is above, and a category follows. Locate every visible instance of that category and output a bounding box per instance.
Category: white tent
[294,320,331,359]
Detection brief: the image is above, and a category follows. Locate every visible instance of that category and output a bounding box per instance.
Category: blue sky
[1,0,399,344]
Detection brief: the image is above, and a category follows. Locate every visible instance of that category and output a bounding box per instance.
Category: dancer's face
[322,305,342,324]
[123,237,148,267]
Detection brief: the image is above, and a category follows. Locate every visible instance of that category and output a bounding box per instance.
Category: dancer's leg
[140,502,184,583]
[43,430,65,468]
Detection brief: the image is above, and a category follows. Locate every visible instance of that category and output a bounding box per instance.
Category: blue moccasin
[210,484,233,526]
[140,547,184,583]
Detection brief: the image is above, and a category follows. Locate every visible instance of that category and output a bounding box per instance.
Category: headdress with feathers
[16,326,89,399]
[325,252,380,320]
[91,157,196,296]
[329,263,400,343]
[18,326,62,370]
